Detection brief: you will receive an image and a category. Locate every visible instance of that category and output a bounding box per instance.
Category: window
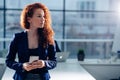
[80,1,95,18]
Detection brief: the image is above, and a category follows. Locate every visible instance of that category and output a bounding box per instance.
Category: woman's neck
[27,28,38,36]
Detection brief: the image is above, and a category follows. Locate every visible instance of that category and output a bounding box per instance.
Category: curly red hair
[20,2,54,46]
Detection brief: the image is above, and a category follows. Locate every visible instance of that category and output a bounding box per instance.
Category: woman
[6,2,57,80]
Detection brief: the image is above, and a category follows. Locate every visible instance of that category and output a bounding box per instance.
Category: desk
[0,58,6,80]
[79,59,120,80]
[2,59,95,80]
[50,59,95,80]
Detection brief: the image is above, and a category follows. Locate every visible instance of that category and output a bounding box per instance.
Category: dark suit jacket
[54,40,61,52]
[5,31,57,80]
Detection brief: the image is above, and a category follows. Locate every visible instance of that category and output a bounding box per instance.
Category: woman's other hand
[31,60,45,68]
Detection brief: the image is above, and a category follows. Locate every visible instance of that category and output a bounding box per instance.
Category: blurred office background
[0,0,120,80]
[0,0,119,59]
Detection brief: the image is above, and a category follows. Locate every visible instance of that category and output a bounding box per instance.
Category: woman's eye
[38,16,42,17]
[37,15,45,18]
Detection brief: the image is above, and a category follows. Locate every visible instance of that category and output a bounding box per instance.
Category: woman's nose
[41,17,45,22]
[42,16,45,20]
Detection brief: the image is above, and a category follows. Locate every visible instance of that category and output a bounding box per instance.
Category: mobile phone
[29,56,39,63]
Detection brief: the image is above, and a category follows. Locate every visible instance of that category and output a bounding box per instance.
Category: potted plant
[77,49,85,61]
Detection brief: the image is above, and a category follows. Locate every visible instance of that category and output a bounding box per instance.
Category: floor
[2,59,96,80]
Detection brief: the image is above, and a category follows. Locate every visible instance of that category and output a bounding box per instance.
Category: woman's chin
[38,26,44,28]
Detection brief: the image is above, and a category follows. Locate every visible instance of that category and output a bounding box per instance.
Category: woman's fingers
[23,62,34,71]
[22,60,45,71]
[31,60,45,68]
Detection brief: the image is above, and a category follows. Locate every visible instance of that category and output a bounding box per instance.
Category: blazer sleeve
[44,45,57,70]
[5,34,24,73]
[55,40,61,52]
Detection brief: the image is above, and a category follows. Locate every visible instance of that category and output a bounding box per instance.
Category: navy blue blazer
[6,31,57,80]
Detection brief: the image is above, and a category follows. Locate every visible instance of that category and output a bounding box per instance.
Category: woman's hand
[31,60,45,68]
[23,62,34,71]
[23,60,45,71]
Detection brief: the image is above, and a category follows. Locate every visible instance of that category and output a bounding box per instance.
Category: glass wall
[0,0,119,59]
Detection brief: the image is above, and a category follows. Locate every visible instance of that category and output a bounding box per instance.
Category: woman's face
[28,8,45,29]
